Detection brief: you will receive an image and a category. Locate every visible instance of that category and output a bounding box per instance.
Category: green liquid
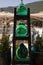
[16,43,28,61]
[16,24,27,36]
[17,2,27,15]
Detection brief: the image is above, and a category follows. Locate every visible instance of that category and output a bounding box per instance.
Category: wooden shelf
[15,15,29,20]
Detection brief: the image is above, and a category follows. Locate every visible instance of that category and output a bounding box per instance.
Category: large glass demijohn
[16,23,27,36]
[16,43,28,61]
[17,0,27,15]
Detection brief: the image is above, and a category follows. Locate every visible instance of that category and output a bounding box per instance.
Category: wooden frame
[13,8,31,65]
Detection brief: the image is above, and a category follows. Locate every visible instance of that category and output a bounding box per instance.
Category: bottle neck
[21,0,23,4]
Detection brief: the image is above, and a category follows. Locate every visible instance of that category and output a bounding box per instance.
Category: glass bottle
[16,43,28,61]
[16,23,27,36]
[17,0,27,15]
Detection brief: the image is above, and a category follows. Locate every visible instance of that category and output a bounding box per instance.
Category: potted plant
[32,35,43,65]
[0,35,11,65]
[35,34,42,52]
[0,41,3,65]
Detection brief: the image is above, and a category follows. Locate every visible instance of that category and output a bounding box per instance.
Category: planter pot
[2,48,11,65]
[0,51,3,65]
[31,52,43,65]
[36,52,43,65]
[31,52,39,65]
[40,49,43,52]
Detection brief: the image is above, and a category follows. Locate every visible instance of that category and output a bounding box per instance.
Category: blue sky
[0,0,41,7]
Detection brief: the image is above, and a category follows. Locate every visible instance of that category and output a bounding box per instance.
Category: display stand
[13,8,31,65]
